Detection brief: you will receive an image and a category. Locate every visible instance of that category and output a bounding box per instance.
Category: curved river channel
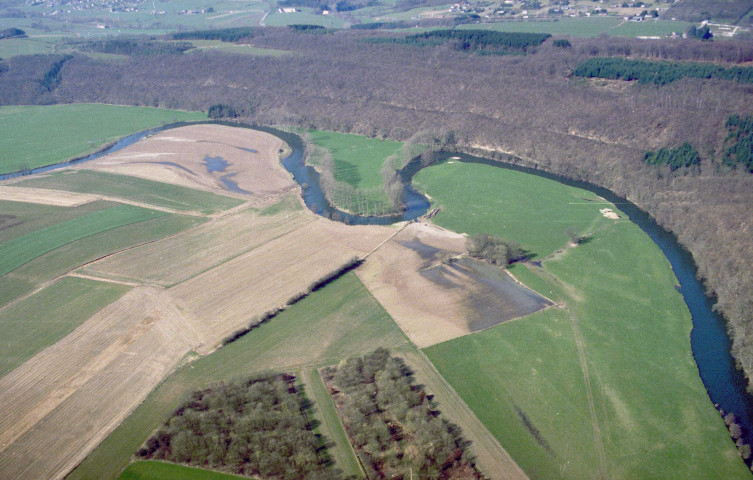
[4,121,751,455]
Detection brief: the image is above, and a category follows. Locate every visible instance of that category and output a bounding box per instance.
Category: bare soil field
[357,222,552,348]
[0,286,202,480]
[79,124,295,201]
[81,196,312,286]
[0,186,98,207]
[170,216,398,353]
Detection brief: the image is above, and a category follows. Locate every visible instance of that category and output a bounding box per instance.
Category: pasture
[412,160,611,258]
[0,104,205,174]
[119,461,246,480]
[0,204,165,276]
[0,277,130,378]
[187,40,290,56]
[457,17,691,38]
[420,161,749,479]
[14,170,243,215]
[308,130,402,190]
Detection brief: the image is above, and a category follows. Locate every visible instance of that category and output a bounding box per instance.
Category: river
[3,121,750,455]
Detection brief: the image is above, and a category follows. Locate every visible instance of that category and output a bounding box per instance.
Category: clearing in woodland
[418,160,749,480]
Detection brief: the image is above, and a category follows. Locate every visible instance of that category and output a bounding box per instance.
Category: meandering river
[3,121,750,454]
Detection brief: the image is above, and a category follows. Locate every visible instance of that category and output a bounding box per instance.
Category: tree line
[573,57,753,86]
[74,38,193,56]
[137,373,343,479]
[172,27,256,42]
[322,348,484,479]
[400,30,551,54]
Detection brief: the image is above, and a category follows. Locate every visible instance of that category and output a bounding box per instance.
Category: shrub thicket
[322,348,484,480]
[467,233,526,266]
[137,373,341,480]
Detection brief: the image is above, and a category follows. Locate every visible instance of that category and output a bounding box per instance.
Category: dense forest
[574,56,753,85]
[322,349,483,479]
[1,27,753,390]
[137,373,342,479]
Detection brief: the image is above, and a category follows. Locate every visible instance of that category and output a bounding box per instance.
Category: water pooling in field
[4,121,751,456]
[203,155,251,194]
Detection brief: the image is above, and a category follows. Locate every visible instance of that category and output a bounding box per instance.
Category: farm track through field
[400,349,529,480]
[567,307,608,480]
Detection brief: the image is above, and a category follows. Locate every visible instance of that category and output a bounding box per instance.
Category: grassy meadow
[413,160,612,258]
[119,461,247,480]
[15,170,242,214]
[0,204,165,276]
[68,272,411,480]
[0,104,205,174]
[419,161,749,479]
[0,277,130,379]
[457,17,691,38]
[0,207,204,306]
[308,130,402,190]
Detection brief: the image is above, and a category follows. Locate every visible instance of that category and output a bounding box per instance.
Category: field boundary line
[0,214,212,315]
[401,348,530,480]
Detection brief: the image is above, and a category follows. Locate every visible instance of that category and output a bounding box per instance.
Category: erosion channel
[8,121,752,461]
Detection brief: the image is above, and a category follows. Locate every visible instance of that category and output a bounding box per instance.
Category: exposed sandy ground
[78,124,296,201]
[356,222,471,347]
[0,186,98,207]
[600,208,620,219]
[357,222,552,348]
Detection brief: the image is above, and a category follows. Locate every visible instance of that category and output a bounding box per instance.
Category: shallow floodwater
[3,121,750,456]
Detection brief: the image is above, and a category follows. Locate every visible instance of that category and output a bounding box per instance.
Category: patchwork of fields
[0,112,747,480]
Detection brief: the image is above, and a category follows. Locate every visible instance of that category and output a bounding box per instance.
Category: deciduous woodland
[2,28,753,388]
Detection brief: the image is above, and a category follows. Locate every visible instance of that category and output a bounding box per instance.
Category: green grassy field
[308,130,402,190]
[0,204,165,277]
[0,199,112,244]
[413,160,611,258]
[457,17,690,38]
[264,10,345,28]
[118,461,247,480]
[68,272,411,480]
[0,104,205,174]
[307,130,403,213]
[420,161,749,479]
[0,212,204,307]
[0,37,56,57]
[300,368,364,478]
[15,170,242,214]
[0,277,130,379]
